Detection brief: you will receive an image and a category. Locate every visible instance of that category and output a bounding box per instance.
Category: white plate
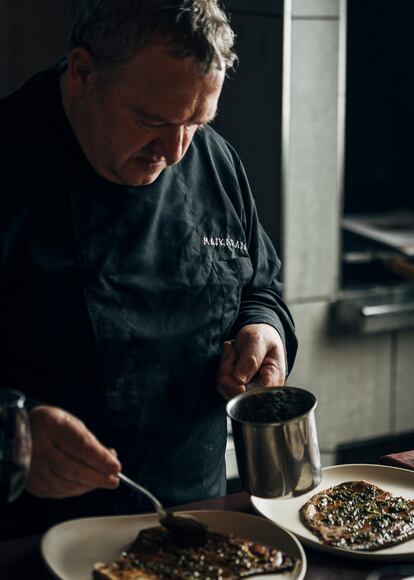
[41,509,307,579]
[252,463,414,560]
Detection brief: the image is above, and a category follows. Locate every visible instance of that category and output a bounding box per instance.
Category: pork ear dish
[300,480,414,551]
[93,525,297,579]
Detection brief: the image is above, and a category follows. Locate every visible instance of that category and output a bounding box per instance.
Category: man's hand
[27,406,121,499]
[216,323,286,400]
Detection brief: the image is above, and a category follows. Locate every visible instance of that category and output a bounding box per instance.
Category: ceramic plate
[252,463,414,560]
[42,509,306,579]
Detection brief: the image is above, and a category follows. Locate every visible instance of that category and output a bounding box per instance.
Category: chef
[0,0,297,538]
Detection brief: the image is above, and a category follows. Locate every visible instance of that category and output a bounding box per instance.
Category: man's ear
[65,47,96,97]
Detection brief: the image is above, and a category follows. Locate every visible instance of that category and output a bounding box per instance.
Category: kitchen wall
[283,0,414,465]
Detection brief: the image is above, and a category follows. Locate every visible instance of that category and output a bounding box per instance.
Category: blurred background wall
[283,0,414,467]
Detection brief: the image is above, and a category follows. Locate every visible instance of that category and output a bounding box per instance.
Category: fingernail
[108,475,120,488]
[262,376,272,387]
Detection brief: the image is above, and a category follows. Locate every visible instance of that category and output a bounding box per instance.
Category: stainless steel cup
[226,386,321,498]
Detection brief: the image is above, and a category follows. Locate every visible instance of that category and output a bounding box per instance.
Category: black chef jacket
[0,63,297,538]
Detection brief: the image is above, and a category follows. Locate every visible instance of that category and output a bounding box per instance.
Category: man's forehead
[117,47,224,124]
[131,103,218,126]
[119,42,225,91]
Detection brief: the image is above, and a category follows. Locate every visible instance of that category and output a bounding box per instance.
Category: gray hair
[69,0,237,74]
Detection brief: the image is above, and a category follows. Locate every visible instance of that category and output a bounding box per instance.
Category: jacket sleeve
[231,157,298,375]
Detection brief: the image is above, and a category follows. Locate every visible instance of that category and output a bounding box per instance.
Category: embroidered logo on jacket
[202,236,248,253]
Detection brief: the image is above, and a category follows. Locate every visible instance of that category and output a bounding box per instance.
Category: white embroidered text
[202,236,248,252]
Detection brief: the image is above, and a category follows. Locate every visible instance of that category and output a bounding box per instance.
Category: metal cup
[226,386,321,498]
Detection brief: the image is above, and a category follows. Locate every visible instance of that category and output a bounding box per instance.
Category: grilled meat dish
[93,525,297,579]
[300,480,414,551]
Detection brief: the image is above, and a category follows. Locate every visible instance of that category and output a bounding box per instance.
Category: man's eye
[138,120,156,130]
[137,119,203,132]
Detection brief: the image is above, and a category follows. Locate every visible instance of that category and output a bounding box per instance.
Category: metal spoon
[118,472,208,537]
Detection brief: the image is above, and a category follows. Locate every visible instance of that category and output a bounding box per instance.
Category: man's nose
[159,125,185,165]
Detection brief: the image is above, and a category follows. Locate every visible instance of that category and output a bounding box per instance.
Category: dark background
[344,0,414,215]
[215,1,284,252]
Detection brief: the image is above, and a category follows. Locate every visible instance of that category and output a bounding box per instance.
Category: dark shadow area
[345,0,414,215]
[336,431,414,465]
[227,477,242,494]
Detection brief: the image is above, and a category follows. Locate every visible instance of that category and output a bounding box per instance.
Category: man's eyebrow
[132,108,170,123]
[132,107,217,125]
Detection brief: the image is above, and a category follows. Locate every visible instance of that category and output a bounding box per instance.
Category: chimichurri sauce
[300,480,414,551]
[236,388,313,423]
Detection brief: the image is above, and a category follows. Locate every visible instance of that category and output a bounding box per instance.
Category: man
[0,0,297,538]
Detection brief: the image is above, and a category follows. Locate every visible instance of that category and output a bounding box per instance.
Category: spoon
[118,472,208,537]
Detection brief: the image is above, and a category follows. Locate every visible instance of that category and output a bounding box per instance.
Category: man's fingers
[216,329,286,399]
[216,341,246,400]
[231,324,287,389]
[28,405,122,499]
[44,445,119,490]
[218,341,239,376]
[259,363,283,386]
[258,347,286,386]
[28,454,118,499]
[28,461,99,498]
[232,337,267,385]
[217,377,246,401]
[54,411,121,476]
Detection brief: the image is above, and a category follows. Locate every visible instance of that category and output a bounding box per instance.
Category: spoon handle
[118,472,167,519]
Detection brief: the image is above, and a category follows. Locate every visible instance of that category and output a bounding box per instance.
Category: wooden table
[1,491,412,579]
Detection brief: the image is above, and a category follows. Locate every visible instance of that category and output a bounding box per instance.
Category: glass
[0,389,31,503]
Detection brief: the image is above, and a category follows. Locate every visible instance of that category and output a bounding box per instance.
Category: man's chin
[110,167,165,187]
[123,160,167,187]
[100,158,168,187]
[134,171,164,186]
